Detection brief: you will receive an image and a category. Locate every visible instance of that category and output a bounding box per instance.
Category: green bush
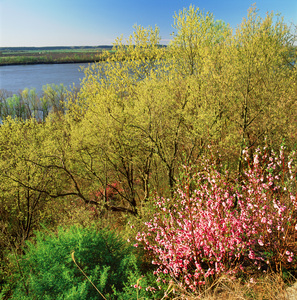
[10,225,162,299]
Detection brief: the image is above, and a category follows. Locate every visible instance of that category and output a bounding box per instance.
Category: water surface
[0,63,92,94]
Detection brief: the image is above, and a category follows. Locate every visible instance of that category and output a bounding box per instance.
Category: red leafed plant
[91,182,123,203]
[136,146,297,292]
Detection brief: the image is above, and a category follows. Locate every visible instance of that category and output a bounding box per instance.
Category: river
[0,63,93,94]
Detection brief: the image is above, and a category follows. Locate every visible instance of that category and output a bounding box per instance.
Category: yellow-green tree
[0,118,61,246]
[217,6,297,172]
[65,25,165,213]
[169,5,231,76]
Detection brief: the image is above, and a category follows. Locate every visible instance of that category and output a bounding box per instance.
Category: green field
[0,46,114,65]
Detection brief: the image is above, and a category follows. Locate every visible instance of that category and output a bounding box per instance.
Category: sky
[0,0,296,47]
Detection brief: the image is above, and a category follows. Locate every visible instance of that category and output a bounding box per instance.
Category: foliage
[169,5,230,76]
[136,146,297,293]
[10,225,162,299]
[0,118,57,245]
[220,6,297,172]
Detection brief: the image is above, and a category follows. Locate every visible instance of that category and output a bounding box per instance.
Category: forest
[0,5,297,299]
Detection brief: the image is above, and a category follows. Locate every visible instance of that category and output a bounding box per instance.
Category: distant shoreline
[0,46,113,66]
[0,60,101,67]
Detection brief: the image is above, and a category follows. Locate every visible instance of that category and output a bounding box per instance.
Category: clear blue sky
[0,0,296,47]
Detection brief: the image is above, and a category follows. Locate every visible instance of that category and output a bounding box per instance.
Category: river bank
[0,46,113,66]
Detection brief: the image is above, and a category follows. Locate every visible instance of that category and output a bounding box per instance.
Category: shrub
[10,225,160,299]
[136,146,297,293]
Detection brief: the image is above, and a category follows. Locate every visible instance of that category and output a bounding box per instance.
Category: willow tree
[165,6,234,165]
[0,118,62,247]
[169,5,230,76]
[217,6,297,172]
[65,25,165,214]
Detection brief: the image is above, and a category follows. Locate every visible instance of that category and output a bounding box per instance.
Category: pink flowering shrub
[136,146,297,292]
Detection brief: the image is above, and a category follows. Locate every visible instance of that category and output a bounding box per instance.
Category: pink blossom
[258,239,264,246]
[136,146,297,292]
[261,217,267,224]
[250,278,256,284]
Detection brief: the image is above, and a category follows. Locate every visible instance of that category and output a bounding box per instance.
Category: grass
[164,272,296,300]
[70,244,296,300]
